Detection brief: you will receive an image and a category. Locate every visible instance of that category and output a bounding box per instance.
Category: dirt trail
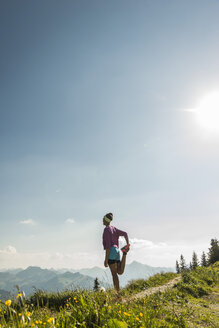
[121,276,181,303]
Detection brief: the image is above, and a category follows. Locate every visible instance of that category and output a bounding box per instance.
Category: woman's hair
[104,212,113,221]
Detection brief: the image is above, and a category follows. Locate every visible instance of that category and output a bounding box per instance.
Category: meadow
[0,263,218,328]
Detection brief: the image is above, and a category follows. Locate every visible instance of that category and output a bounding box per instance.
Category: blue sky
[0,0,219,269]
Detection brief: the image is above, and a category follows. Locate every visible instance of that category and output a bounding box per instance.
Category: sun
[195,91,219,133]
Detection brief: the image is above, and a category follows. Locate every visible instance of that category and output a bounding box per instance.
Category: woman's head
[103,212,113,226]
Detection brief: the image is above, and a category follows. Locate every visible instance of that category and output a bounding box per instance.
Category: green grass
[124,272,177,294]
[176,266,217,298]
[0,264,218,327]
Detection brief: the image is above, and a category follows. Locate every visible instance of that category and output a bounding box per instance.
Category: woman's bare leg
[117,253,127,275]
[109,263,120,292]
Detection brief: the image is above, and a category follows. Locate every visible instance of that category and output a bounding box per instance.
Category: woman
[102,212,130,299]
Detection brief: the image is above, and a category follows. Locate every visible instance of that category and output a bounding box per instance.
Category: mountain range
[0,266,104,298]
[72,261,175,288]
[0,261,174,300]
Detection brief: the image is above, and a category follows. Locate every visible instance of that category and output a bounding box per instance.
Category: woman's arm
[124,234,129,246]
[116,228,129,246]
[104,248,110,267]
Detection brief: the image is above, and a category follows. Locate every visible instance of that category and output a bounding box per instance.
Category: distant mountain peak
[129,261,149,267]
[25,266,42,271]
[130,260,140,265]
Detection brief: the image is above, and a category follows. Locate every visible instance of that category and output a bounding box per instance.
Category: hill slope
[1,264,218,327]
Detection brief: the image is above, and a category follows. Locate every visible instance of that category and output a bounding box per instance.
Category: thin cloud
[121,238,208,267]
[129,238,167,249]
[0,249,98,270]
[0,240,209,269]
[0,245,17,254]
[66,218,75,224]
[19,219,36,225]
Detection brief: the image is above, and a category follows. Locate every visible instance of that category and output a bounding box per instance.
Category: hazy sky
[1,0,219,269]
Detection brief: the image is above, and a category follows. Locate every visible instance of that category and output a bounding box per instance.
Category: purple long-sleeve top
[102,225,128,250]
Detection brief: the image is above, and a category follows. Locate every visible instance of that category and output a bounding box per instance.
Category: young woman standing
[102,212,130,299]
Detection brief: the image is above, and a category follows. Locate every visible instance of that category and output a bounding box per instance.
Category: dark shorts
[108,259,121,265]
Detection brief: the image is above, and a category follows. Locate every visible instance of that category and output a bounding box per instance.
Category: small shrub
[177,282,210,297]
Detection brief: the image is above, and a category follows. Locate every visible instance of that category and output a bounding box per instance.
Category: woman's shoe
[121,244,130,253]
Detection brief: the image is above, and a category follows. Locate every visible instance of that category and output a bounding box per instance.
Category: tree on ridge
[191,251,199,270]
[201,251,207,267]
[93,277,100,291]
[180,254,186,272]
[176,260,180,273]
[208,238,219,265]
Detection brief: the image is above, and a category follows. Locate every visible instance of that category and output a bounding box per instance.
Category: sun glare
[195,91,219,133]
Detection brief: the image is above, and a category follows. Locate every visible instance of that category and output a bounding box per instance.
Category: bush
[176,266,218,298]
[177,282,210,297]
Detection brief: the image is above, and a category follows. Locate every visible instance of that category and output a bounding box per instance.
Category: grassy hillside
[0,262,218,327]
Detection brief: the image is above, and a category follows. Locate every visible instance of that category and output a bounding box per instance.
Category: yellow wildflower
[47,317,54,323]
[16,293,23,298]
[118,310,121,313]
[18,313,22,316]
[136,317,140,321]
[108,305,111,309]
[74,297,77,300]
[139,312,143,317]
[26,311,31,316]
[5,300,12,306]
[35,321,39,324]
